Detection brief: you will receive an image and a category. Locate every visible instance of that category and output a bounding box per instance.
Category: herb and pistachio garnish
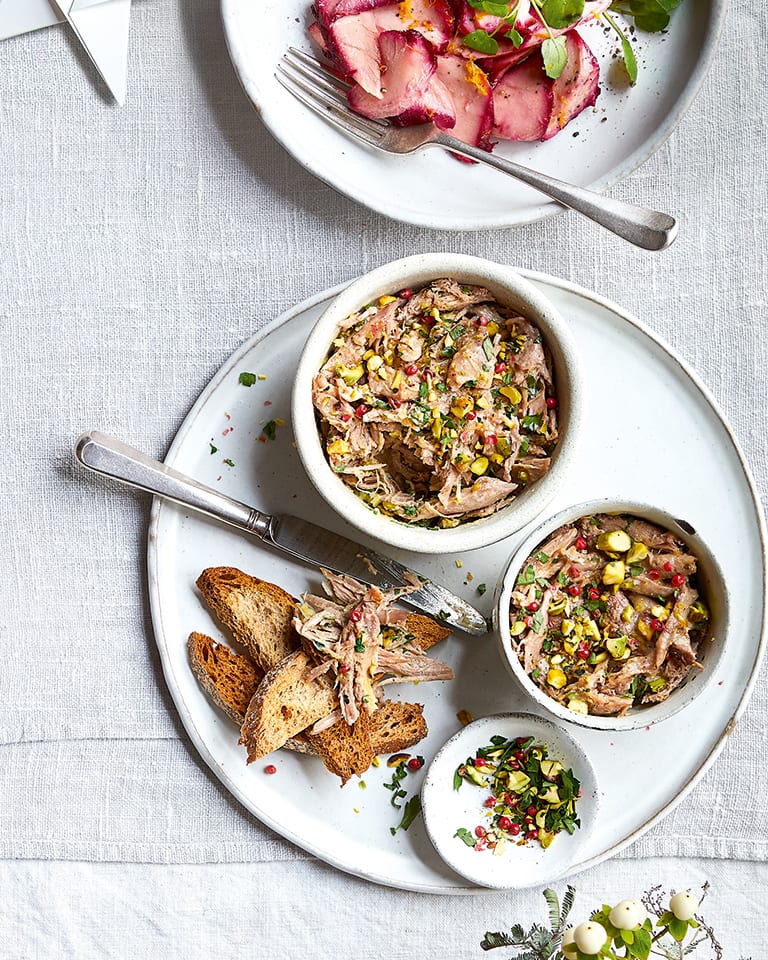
[384,752,425,835]
[311,279,558,527]
[454,735,581,851]
[510,514,710,717]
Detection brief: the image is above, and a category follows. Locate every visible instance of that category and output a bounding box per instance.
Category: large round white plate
[147,271,766,893]
[220,0,726,230]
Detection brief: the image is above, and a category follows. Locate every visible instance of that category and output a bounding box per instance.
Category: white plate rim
[146,269,767,893]
[219,0,730,230]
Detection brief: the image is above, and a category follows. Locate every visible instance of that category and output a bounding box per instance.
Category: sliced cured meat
[492,31,598,142]
[348,31,456,129]
[434,54,494,150]
[327,0,454,97]
[492,52,553,141]
[543,30,600,139]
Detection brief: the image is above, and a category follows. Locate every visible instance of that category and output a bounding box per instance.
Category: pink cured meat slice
[327,0,454,97]
[315,0,393,25]
[543,30,599,139]
[492,53,553,142]
[491,31,599,142]
[347,30,456,128]
[434,55,494,150]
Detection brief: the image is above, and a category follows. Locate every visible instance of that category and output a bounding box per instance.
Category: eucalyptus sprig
[481,883,731,960]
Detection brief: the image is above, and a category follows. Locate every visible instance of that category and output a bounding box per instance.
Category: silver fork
[277,47,677,251]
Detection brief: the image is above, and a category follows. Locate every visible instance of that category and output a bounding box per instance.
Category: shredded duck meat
[292,570,454,725]
[509,513,710,718]
[312,278,558,527]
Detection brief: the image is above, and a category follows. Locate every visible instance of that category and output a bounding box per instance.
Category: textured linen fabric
[0,858,764,958]
[0,0,766,878]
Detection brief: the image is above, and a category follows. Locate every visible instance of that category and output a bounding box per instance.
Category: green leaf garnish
[541,35,568,79]
[239,371,257,387]
[462,29,500,55]
[539,0,584,29]
[605,10,637,84]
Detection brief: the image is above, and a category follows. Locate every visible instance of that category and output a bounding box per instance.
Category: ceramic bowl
[493,499,729,731]
[420,712,600,889]
[292,253,583,555]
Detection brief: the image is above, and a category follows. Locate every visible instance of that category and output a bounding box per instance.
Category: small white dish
[292,253,583,555]
[494,499,730,731]
[421,713,600,889]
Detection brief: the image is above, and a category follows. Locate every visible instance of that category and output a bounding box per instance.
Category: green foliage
[538,0,585,28]
[481,887,576,958]
[481,883,723,960]
[610,0,684,32]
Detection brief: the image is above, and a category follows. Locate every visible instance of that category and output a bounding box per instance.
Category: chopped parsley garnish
[261,420,278,441]
[238,372,257,387]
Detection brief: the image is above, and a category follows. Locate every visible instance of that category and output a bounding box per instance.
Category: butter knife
[75,431,489,636]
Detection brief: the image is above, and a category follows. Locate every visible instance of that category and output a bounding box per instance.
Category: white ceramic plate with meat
[220,0,725,230]
[147,269,765,892]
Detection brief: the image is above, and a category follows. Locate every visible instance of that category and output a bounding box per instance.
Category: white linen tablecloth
[0,0,766,955]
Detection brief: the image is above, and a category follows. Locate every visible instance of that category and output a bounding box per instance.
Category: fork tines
[276,48,387,146]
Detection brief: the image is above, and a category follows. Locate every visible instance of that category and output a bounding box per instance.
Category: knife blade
[75,431,490,636]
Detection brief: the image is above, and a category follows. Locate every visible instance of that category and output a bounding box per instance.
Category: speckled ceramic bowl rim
[292,253,584,555]
[420,712,600,889]
[493,498,730,731]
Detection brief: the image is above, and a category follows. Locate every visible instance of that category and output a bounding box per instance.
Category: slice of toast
[196,567,298,673]
[187,632,314,755]
[307,701,428,784]
[239,650,338,763]
[308,711,374,786]
[187,631,263,724]
[196,567,449,777]
[403,613,452,652]
[187,630,427,773]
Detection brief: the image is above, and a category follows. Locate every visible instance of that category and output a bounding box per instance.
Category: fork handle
[434,133,677,251]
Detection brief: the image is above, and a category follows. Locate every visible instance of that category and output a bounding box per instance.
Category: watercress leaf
[505,26,524,46]
[454,826,476,847]
[539,0,584,28]
[541,35,568,79]
[462,29,500,55]
[624,0,672,31]
[620,31,638,83]
[479,0,513,15]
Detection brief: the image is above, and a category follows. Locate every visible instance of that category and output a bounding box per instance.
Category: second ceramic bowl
[292,253,584,555]
[494,499,729,731]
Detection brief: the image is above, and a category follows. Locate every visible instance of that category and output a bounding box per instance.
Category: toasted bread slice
[403,613,452,652]
[240,650,338,763]
[187,632,316,755]
[369,699,427,754]
[196,567,298,672]
[308,711,374,786]
[187,631,263,724]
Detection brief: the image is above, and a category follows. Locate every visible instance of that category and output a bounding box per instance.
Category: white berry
[561,927,577,957]
[669,890,699,921]
[573,921,608,955]
[609,899,647,930]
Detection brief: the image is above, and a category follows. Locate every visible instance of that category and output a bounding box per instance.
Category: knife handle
[75,431,272,538]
